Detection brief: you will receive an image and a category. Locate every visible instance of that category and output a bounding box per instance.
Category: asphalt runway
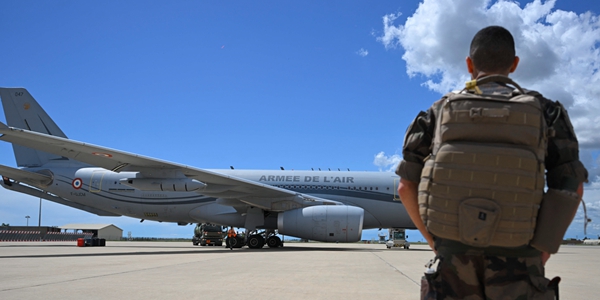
[0,241,597,299]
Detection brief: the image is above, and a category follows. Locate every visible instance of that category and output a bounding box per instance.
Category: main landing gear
[232,230,283,249]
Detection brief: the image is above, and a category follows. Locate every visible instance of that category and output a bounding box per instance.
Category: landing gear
[223,229,282,249]
[266,236,282,248]
[247,234,265,249]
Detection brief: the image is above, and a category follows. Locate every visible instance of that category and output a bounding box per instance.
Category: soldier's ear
[509,56,520,73]
[466,56,475,74]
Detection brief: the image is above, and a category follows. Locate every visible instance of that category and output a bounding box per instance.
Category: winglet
[0,121,7,130]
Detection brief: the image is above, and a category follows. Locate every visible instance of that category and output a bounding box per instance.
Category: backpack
[418,75,547,248]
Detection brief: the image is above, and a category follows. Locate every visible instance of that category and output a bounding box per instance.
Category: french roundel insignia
[72,178,83,190]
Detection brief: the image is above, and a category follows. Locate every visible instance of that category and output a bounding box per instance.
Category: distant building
[60,224,123,240]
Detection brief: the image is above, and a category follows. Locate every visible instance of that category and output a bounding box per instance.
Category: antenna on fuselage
[230,166,234,169]
[280,166,285,170]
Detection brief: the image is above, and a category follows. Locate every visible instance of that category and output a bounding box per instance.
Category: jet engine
[119,178,206,192]
[277,205,364,242]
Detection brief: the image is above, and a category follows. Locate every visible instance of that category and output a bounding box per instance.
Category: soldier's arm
[541,99,588,264]
[541,182,584,265]
[544,100,588,191]
[399,178,435,251]
[396,108,436,251]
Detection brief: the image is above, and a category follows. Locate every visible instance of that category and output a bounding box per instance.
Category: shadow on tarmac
[0,243,432,259]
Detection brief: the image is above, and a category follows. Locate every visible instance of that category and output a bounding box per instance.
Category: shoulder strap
[464,75,526,95]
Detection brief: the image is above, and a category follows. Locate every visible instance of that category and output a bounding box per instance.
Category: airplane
[0,88,414,248]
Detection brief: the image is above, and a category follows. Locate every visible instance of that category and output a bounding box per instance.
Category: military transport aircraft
[0,88,414,248]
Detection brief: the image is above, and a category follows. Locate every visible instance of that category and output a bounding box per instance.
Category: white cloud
[373,151,401,172]
[378,0,600,148]
[356,48,369,57]
[378,0,600,239]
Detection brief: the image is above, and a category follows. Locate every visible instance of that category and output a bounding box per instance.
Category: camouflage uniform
[397,82,588,299]
[423,250,553,299]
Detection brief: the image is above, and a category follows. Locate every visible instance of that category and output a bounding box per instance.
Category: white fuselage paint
[20,166,415,230]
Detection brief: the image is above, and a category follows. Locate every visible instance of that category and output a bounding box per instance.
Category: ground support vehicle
[192,223,225,246]
[386,228,410,249]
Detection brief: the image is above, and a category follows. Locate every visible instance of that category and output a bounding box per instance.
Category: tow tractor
[386,228,410,249]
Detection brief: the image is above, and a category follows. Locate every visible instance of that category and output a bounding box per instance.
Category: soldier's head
[467,26,519,78]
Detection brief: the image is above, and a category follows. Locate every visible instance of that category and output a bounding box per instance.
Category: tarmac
[0,241,597,300]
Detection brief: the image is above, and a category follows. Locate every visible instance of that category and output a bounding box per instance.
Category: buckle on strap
[470,107,483,117]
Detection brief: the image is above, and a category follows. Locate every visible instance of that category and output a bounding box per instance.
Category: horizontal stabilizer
[0,181,121,217]
[0,164,53,186]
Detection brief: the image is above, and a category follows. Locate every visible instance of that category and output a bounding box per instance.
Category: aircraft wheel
[267,236,281,248]
[248,235,265,249]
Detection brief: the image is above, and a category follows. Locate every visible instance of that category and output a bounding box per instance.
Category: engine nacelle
[277,206,364,242]
[120,178,206,192]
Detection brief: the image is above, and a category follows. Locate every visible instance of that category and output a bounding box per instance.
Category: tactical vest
[418,75,547,248]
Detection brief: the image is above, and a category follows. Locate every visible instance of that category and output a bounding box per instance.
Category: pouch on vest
[458,198,501,247]
[530,189,580,254]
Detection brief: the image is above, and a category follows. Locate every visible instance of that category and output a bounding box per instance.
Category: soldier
[397,26,588,299]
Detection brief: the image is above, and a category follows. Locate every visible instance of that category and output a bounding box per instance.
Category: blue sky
[1,0,599,242]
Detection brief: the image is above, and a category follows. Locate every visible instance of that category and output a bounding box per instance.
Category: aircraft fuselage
[17,165,412,230]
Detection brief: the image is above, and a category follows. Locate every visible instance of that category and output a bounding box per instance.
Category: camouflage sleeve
[395,106,436,182]
[542,99,589,191]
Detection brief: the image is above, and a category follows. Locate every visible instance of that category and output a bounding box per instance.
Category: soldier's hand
[541,251,550,266]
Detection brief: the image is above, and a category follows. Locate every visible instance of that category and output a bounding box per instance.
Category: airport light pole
[25,215,30,226]
[38,198,42,227]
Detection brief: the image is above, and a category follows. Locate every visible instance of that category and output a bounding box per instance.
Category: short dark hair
[469,26,516,73]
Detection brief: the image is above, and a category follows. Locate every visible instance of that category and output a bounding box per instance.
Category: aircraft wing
[0,122,341,211]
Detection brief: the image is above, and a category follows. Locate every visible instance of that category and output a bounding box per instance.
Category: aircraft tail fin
[0,88,68,167]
